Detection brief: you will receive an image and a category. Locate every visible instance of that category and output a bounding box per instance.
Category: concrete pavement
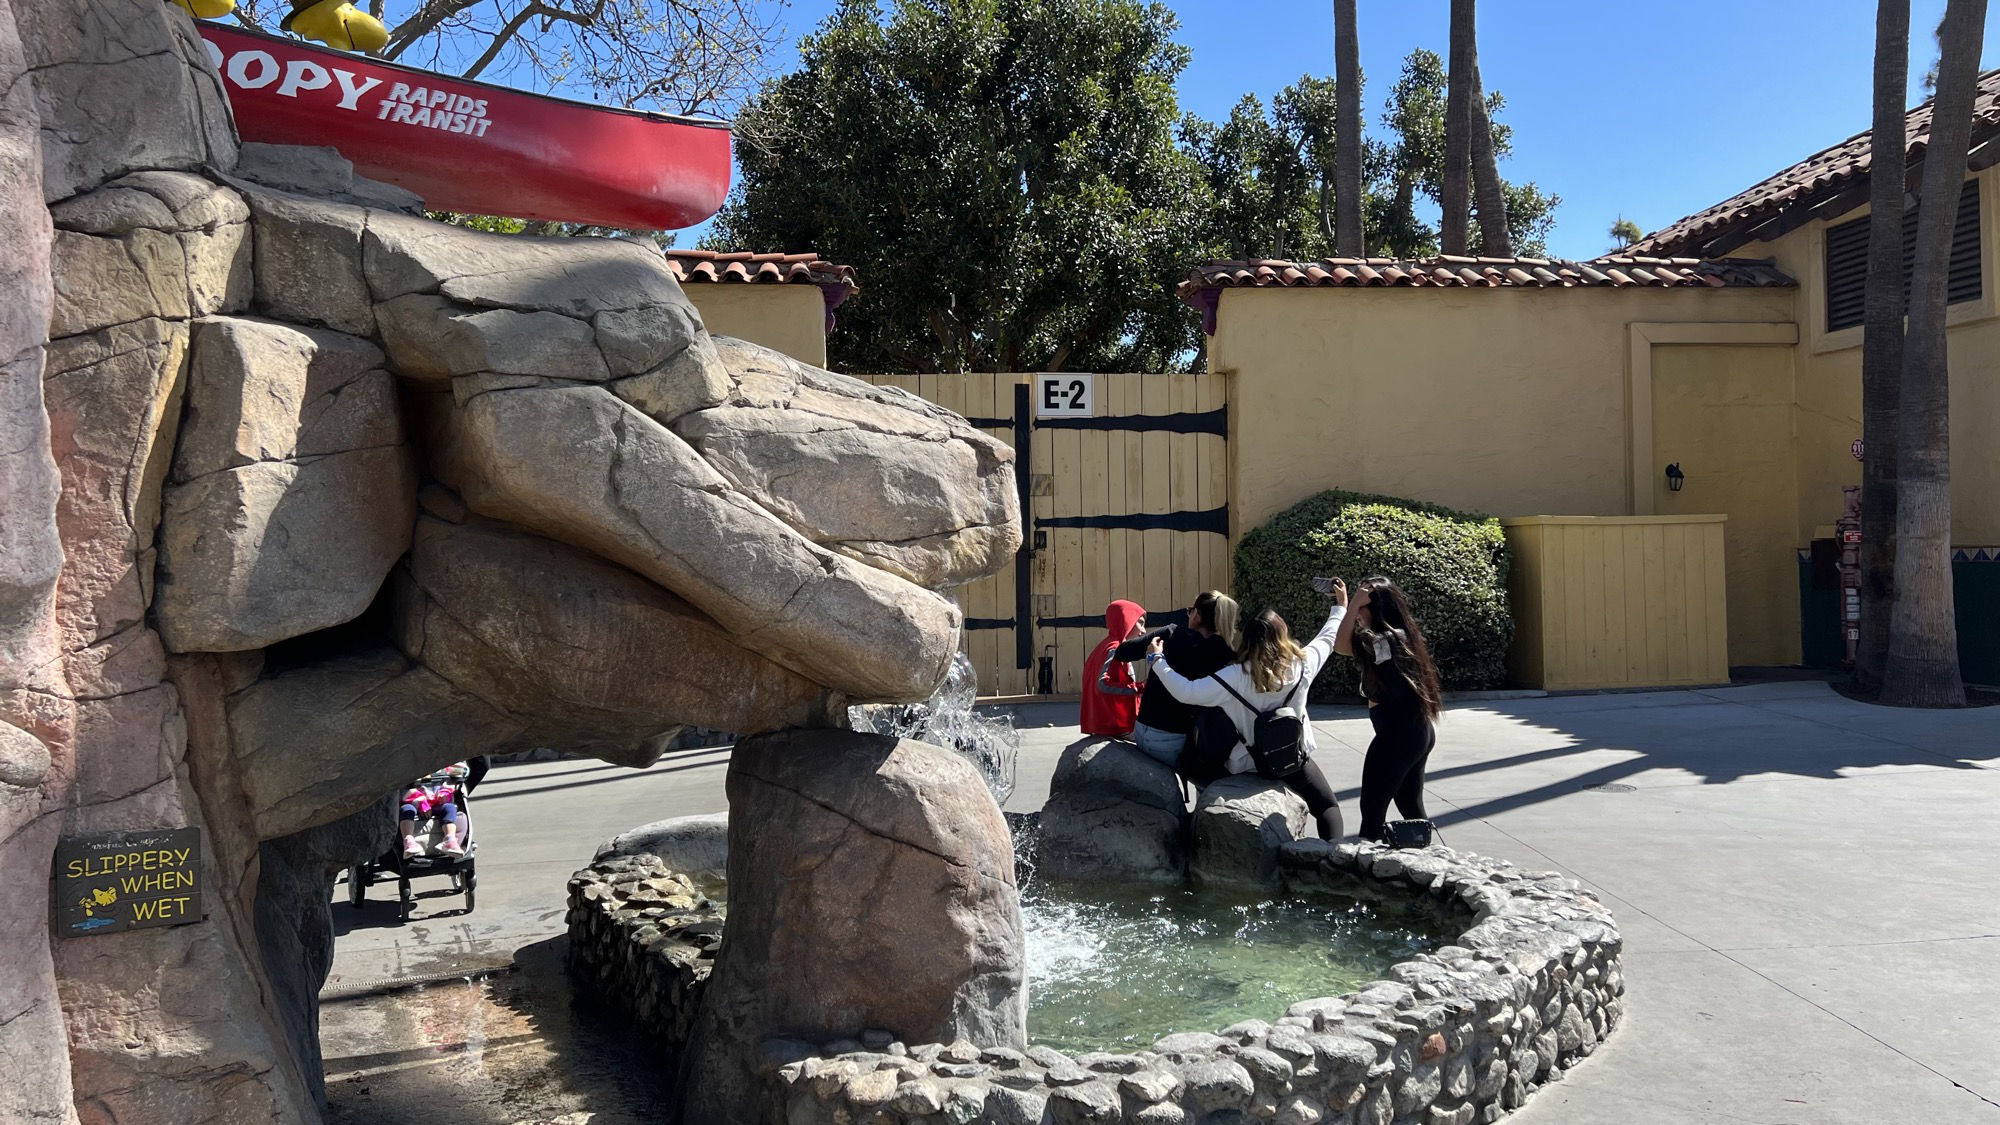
[324,682,2000,1124]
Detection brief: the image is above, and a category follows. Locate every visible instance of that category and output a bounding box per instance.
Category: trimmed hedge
[1233,490,1513,698]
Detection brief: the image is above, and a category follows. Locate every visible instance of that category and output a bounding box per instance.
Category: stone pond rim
[573,806,1626,1124]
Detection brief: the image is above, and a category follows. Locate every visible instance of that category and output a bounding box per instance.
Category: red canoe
[197,23,732,231]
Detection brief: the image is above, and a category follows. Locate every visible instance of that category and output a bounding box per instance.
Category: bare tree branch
[384,0,482,60]
[242,0,781,120]
[462,0,602,78]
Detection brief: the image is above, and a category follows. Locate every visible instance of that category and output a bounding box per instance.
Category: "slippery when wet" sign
[54,828,202,937]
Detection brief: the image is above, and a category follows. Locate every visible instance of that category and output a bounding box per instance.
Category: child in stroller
[400,760,478,858]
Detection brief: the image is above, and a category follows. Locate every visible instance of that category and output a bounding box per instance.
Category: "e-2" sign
[1034,374,1095,418]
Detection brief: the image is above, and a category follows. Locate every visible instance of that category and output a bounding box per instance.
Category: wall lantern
[1665,463,1685,493]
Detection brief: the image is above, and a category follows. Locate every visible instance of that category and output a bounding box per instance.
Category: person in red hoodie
[1080,600,1146,738]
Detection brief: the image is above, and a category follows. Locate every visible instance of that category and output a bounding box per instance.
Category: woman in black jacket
[1111,590,1240,769]
[1334,578,1443,841]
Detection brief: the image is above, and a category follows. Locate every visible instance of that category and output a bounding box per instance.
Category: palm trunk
[1333,0,1364,256]
[1857,0,1908,689]
[1469,63,1510,256]
[1882,0,1983,707]
[1440,0,1474,255]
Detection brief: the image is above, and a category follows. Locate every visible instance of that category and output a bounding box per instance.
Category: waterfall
[847,651,1019,806]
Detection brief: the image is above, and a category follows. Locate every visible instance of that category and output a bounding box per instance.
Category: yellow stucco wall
[1208,284,1799,535]
[1729,164,2000,546]
[682,283,828,368]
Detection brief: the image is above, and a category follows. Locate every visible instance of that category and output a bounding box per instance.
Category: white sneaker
[402,836,423,858]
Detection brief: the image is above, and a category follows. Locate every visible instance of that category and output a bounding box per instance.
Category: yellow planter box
[1501,515,1730,691]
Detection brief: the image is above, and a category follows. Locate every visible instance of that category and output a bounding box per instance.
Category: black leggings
[1359,704,1436,841]
[1282,758,1343,839]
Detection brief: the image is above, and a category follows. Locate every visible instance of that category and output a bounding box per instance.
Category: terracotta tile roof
[1179,255,1795,299]
[1631,68,2000,257]
[666,250,858,298]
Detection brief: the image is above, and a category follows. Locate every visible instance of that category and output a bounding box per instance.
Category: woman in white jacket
[1145,580,1349,840]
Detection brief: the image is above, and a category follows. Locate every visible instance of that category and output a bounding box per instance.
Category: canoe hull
[198,24,732,231]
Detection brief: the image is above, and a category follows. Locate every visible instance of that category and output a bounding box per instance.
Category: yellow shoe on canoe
[170,0,237,18]
[282,0,389,52]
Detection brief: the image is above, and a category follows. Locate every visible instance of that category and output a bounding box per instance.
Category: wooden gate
[864,373,1229,696]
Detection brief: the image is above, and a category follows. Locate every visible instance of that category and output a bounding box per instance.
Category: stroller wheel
[347,865,366,907]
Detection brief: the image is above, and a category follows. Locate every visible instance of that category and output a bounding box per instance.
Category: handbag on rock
[1378,819,1437,848]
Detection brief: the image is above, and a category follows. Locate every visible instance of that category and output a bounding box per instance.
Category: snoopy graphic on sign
[72,886,118,932]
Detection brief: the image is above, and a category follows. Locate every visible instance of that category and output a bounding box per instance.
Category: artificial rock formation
[1037,739,1188,883]
[680,730,1027,1125]
[1192,775,1311,885]
[0,1,1021,1120]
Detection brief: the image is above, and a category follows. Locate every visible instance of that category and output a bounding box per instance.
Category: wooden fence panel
[1501,515,1730,690]
[861,372,1229,697]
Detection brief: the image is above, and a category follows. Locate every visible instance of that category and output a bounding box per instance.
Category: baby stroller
[347,757,488,922]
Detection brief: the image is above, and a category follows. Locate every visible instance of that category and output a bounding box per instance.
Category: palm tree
[1333,0,1364,256]
[1439,0,1474,255]
[1882,0,1985,707]
[1469,63,1511,255]
[1608,218,1643,249]
[1857,0,1908,690]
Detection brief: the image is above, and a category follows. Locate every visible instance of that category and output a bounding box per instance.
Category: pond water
[1021,877,1453,1053]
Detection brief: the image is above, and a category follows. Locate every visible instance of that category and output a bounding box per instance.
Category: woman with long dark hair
[1144,584,1347,840]
[1334,577,1443,841]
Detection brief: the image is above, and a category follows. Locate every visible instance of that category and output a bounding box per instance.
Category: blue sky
[684,0,2000,260]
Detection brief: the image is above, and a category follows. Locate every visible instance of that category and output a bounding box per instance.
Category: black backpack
[1212,673,1309,780]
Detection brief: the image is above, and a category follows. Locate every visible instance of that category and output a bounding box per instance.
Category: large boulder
[0,10,61,1101]
[676,338,1021,588]
[361,205,692,314]
[0,0,57,666]
[680,730,1025,1124]
[154,317,415,652]
[227,647,522,840]
[1192,774,1309,886]
[14,0,236,200]
[253,797,395,1109]
[229,141,424,213]
[1037,739,1188,882]
[594,811,730,880]
[42,318,187,649]
[430,380,962,701]
[49,171,250,329]
[392,512,841,750]
[243,187,374,336]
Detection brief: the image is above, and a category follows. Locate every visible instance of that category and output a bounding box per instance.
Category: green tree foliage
[1233,490,1513,697]
[1191,50,1556,261]
[710,0,1210,374]
[715,7,1562,373]
[1192,50,1552,258]
[1608,217,1644,249]
[425,212,676,248]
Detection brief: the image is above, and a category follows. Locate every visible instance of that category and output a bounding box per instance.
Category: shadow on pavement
[1314,686,2000,828]
[323,935,675,1125]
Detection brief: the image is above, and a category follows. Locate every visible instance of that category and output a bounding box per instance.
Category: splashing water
[1020,877,1453,1053]
[848,651,1019,805]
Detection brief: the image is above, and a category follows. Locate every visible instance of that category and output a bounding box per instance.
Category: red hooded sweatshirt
[1080,600,1145,737]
